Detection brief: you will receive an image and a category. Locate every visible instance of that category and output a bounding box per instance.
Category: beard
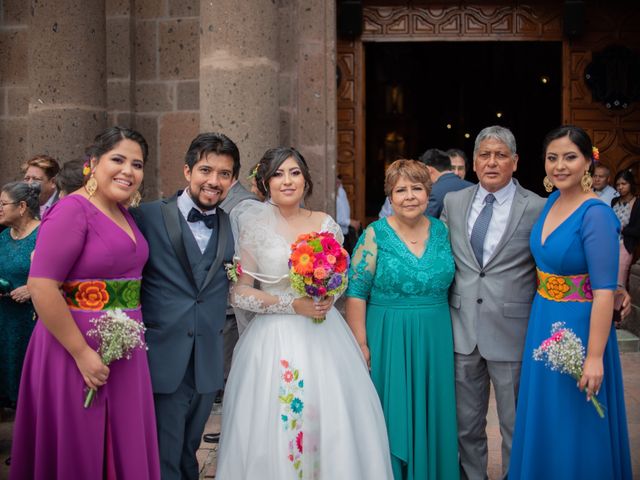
[187,186,221,211]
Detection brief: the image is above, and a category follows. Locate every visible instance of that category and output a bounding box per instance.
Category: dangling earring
[543,176,554,193]
[129,190,142,208]
[85,173,98,197]
[581,170,593,193]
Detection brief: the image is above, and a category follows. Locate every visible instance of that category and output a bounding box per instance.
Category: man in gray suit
[133,132,237,480]
[441,126,545,480]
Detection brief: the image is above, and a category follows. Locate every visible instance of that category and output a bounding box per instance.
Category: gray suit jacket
[441,180,546,362]
[132,193,234,394]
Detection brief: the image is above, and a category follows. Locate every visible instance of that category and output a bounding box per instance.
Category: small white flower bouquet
[83,308,147,408]
[533,321,605,418]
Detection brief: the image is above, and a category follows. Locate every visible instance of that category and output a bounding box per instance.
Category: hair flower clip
[592,146,600,162]
[247,164,259,180]
[82,161,91,176]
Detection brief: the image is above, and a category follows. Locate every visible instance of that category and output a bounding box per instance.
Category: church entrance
[363,41,562,220]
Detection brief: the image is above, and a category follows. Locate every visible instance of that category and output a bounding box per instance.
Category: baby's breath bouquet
[533,322,605,418]
[83,308,147,408]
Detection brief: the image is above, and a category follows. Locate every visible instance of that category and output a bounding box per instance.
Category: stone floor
[1,352,639,479]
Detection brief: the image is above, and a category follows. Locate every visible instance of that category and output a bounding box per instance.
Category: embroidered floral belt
[536,269,592,302]
[62,279,141,311]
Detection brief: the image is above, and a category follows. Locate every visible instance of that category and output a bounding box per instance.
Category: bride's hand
[293,297,333,319]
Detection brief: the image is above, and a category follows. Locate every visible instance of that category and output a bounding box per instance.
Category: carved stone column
[28,0,107,161]
[199,0,279,172]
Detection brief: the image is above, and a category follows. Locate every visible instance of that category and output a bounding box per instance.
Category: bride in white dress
[216,148,392,479]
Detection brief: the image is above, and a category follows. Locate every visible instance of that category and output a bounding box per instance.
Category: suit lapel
[461,185,482,269]
[200,209,230,292]
[161,196,198,289]
[484,182,528,269]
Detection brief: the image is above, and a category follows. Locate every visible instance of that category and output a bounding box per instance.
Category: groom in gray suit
[441,126,545,480]
[133,132,237,480]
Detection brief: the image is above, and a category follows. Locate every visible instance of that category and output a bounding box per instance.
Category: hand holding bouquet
[84,308,147,408]
[289,231,350,323]
[533,322,605,418]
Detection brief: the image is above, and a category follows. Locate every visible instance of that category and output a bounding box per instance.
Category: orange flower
[546,276,571,300]
[314,267,328,280]
[291,244,315,275]
[75,281,110,310]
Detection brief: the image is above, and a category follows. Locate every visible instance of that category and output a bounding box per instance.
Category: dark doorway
[365,41,562,219]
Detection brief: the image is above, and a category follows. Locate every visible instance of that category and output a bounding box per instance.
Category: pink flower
[283,370,294,383]
[314,267,328,280]
[317,287,327,296]
[280,359,289,368]
[551,331,565,342]
[326,254,336,265]
[296,431,303,454]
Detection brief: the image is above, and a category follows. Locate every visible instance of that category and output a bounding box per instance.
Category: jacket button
[477,298,483,304]
[196,298,203,304]
[479,272,485,278]
[188,330,194,337]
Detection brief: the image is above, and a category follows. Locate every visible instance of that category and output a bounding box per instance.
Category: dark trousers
[154,352,215,480]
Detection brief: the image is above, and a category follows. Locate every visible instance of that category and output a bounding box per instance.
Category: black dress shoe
[203,432,220,443]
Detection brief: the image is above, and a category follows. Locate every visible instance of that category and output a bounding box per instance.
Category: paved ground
[1,352,639,479]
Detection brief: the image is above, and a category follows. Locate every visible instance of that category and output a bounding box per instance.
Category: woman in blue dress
[346,159,459,480]
[509,125,632,479]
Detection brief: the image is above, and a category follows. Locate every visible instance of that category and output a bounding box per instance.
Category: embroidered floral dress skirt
[216,308,393,480]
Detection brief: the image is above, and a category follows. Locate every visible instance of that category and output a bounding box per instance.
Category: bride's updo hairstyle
[256,147,314,201]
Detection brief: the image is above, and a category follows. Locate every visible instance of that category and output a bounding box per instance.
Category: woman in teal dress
[346,159,459,480]
[0,182,40,408]
[509,126,632,479]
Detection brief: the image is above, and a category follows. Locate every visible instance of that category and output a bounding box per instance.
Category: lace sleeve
[321,214,345,245]
[230,203,296,315]
[346,225,378,300]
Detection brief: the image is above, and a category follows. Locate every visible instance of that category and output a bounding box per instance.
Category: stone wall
[0,0,29,183]
[0,0,337,212]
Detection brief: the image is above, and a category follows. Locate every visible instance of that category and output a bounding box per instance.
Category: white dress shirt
[467,180,517,265]
[40,189,58,218]
[595,185,618,206]
[336,184,351,235]
[378,197,393,218]
[177,189,216,253]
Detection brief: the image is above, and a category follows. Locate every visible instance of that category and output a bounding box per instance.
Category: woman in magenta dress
[10,127,160,479]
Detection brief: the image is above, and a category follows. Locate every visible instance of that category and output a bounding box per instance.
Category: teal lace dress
[346,217,459,480]
[0,226,38,407]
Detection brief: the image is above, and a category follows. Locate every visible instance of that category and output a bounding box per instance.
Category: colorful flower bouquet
[533,322,605,418]
[84,308,147,408]
[289,231,349,323]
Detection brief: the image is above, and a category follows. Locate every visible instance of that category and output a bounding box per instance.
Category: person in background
[347,159,459,480]
[420,148,473,218]
[611,169,640,290]
[336,174,361,254]
[10,126,160,479]
[22,155,61,218]
[55,158,87,198]
[0,182,40,411]
[447,148,469,180]
[509,125,632,480]
[592,163,619,205]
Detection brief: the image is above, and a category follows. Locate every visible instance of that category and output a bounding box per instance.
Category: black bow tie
[187,208,216,229]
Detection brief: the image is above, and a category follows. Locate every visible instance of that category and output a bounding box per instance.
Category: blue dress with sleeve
[509,191,632,479]
[346,217,459,480]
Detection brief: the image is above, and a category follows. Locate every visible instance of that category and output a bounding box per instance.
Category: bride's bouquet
[289,231,349,323]
[533,321,605,418]
[83,308,147,408]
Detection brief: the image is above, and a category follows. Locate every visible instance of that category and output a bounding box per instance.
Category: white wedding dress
[216,202,392,480]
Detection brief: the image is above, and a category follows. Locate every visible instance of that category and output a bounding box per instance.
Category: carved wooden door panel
[337,40,365,223]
